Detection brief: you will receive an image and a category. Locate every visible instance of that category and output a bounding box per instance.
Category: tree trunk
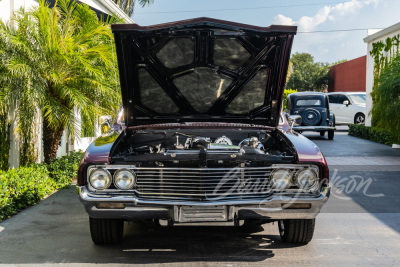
[42,116,65,164]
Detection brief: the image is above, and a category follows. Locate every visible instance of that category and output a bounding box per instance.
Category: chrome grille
[87,165,319,201]
[134,167,272,200]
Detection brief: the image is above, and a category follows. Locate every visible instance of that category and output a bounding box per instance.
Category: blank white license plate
[178,205,228,222]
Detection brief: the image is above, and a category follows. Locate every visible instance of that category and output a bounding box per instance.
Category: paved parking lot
[1,131,400,266]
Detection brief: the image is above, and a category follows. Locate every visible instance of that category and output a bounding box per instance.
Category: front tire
[278,219,315,244]
[328,130,334,140]
[319,131,325,137]
[89,217,124,245]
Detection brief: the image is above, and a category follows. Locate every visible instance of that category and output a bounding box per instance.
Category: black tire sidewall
[89,217,124,245]
[278,219,315,244]
[328,130,334,139]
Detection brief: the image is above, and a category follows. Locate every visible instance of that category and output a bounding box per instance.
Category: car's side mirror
[100,115,113,134]
[287,115,302,127]
[343,100,350,106]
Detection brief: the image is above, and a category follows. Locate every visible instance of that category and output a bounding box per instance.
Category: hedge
[283,89,298,111]
[0,151,83,221]
[348,124,394,146]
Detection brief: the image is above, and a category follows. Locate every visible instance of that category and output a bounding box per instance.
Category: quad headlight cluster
[270,167,319,191]
[89,168,136,190]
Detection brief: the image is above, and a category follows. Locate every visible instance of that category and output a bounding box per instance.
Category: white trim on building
[364,22,400,127]
[95,0,133,23]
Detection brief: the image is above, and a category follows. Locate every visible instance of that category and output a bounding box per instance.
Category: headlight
[89,168,112,189]
[114,169,136,190]
[295,169,318,190]
[270,169,292,189]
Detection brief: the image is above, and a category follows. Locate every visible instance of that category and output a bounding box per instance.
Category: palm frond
[1,0,121,162]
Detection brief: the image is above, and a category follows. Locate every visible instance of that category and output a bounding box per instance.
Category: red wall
[328,55,366,92]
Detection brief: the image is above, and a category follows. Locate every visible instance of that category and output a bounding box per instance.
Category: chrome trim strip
[78,186,329,206]
[87,165,317,171]
[293,126,336,131]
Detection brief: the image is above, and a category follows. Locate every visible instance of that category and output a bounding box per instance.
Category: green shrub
[47,151,83,188]
[283,89,298,111]
[0,151,83,221]
[349,124,394,146]
[0,165,56,221]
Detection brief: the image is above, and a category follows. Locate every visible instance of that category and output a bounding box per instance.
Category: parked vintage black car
[287,92,336,139]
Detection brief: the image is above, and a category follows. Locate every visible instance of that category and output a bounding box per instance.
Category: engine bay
[110,129,295,167]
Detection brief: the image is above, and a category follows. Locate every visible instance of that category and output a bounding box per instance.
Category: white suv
[327,92,366,125]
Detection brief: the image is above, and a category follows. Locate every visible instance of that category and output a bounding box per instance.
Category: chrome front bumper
[78,186,330,221]
[293,126,336,132]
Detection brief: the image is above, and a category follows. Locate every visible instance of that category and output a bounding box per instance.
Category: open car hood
[111,18,296,127]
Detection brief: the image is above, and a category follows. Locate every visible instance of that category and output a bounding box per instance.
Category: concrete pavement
[0,131,400,266]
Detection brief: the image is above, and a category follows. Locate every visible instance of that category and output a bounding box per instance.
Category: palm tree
[113,0,154,17]
[0,0,121,164]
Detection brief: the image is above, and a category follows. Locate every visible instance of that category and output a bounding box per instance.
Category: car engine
[110,129,295,167]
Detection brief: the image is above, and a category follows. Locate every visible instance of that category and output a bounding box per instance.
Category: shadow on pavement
[103,223,283,264]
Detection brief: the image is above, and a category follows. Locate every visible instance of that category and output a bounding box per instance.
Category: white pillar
[365,42,374,127]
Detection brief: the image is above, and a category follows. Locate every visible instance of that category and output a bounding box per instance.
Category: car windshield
[349,94,366,104]
[296,99,322,106]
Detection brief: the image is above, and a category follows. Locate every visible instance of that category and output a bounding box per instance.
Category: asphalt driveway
[1,131,399,266]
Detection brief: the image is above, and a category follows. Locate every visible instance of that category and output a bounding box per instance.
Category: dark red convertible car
[77,18,330,245]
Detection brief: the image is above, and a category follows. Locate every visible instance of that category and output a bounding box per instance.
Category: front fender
[279,130,329,185]
[329,112,335,126]
[77,131,120,186]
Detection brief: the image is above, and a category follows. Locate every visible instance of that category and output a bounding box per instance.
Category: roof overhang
[364,22,400,43]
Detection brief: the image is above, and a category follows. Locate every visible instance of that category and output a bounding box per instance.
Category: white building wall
[364,23,400,127]
[0,0,38,22]
[68,109,101,155]
[56,129,68,158]
[0,0,12,21]
[8,111,19,169]
[14,0,38,11]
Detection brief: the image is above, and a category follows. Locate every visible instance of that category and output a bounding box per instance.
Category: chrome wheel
[355,114,365,125]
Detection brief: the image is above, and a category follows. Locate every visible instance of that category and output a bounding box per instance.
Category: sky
[131,0,400,64]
